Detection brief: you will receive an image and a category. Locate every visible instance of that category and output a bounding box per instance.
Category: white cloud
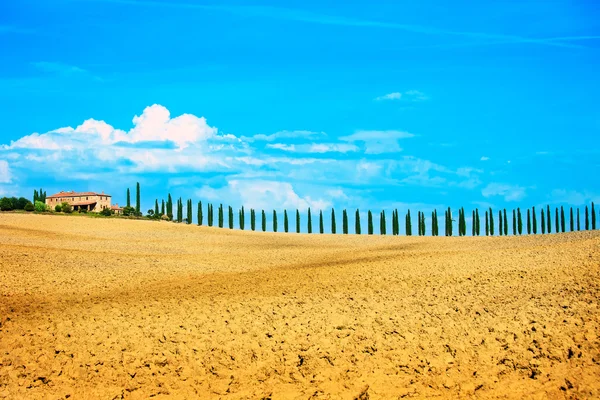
[404,90,428,101]
[266,143,296,151]
[480,156,489,161]
[308,143,358,153]
[244,130,325,142]
[374,90,428,102]
[375,92,402,101]
[0,160,11,183]
[481,183,526,202]
[266,142,359,153]
[340,130,415,154]
[549,189,599,206]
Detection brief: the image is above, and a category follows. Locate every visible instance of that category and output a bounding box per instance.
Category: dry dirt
[0,213,599,399]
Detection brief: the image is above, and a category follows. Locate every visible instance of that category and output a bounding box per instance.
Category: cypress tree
[381,210,386,235]
[33,189,38,204]
[331,208,336,234]
[503,209,508,236]
[368,211,373,235]
[547,205,551,233]
[527,209,531,234]
[407,210,412,236]
[417,211,422,236]
[532,207,537,234]
[251,209,256,231]
[240,207,245,230]
[198,201,202,226]
[592,202,597,230]
[319,210,324,234]
[262,210,266,232]
[424,211,428,236]
[512,209,516,235]
[577,208,580,231]
[555,208,559,233]
[517,208,523,235]
[472,210,476,236]
[498,210,503,236]
[570,207,574,232]
[126,188,131,208]
[229,206,234,229]
[561,206,565,233]
[167,194,173,220]
[569,207,575,232]
[155,199,159,216]
[448,207,453,236]
[391,210,396,235]
[431,210,436,236]
[161,199,165,216]
[485,211,489,236]
[284,210,289,233]
[136,182,141,214]
[342,209,348,234]
[273,210,278,232]
[296,210,300,233]
[355,209,361,235]
[179,198,183,223]
[585,206,590,230]
[488,207,494,236]
[206,203,213,226]
[216,204,222,227]
[541,209,546,234]
[476,209,480,236]
[188,200,193,224]
[308,208,313,234]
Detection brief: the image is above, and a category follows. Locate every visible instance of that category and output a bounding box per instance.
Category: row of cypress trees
[150,193,598,236]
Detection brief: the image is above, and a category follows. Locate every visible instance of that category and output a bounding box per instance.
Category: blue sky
[0,0,599,230]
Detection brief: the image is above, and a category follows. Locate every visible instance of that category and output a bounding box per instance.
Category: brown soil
[1,213,599,399]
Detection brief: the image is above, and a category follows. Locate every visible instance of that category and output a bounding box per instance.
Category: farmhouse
[46,191,112,212]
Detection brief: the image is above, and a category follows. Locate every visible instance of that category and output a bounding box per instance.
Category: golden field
[0,213,599,399]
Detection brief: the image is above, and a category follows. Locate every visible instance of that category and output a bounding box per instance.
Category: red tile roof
[47,191,112,198]
[111,204,123,210]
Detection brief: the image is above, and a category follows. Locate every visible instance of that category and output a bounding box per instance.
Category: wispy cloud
[85,0,600,48]
[243,130,325,142]
[32,62,103,81]
[482,183,527,202]
[340,130,415,154]
[375,92,402,101]
[480,156,490,161]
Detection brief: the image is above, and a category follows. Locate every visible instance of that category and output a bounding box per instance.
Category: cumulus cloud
[481,183,526,201]
[4,104,221,152]
[480,156,489,161]
[340,130,415,154]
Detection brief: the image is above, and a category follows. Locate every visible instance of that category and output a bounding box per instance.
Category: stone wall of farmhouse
[45,195,112,212]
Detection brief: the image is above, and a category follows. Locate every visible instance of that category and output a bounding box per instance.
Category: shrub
[34,201,47,212]
[161,214,170,221]
[15,197,30,210]
[100,207,113,217]
[0,197,14,211]
[79,208,88,214]
[61,202,73,214]
[55,204,62,212]
[122,206,136,216]
[24,202,35,212]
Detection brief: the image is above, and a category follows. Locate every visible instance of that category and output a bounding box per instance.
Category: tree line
[147,189,599,236]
